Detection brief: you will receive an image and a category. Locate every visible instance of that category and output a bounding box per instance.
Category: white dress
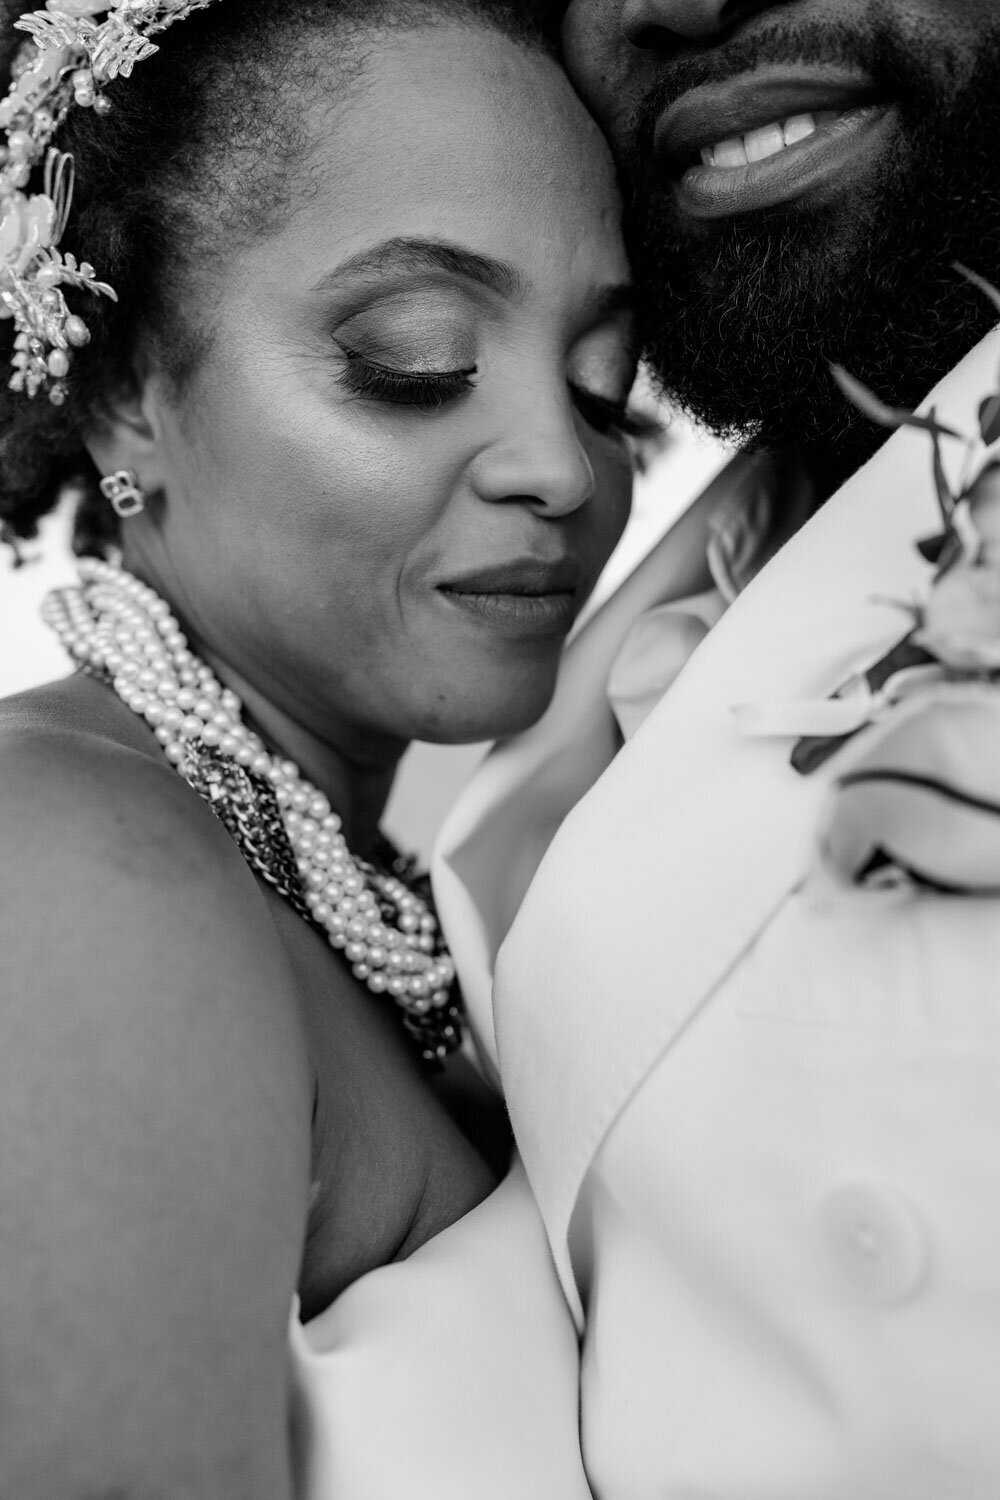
[290,1156,594,1500]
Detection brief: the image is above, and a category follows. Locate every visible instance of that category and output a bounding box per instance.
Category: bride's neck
[120,543,405,854]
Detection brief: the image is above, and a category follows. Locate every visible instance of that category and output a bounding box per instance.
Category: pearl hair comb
[0,1,217,403]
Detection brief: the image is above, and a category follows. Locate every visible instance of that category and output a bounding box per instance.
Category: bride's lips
[437,558,583,639]
[654,67,897,220]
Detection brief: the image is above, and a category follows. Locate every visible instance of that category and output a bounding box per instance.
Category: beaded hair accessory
[0,0,217,403]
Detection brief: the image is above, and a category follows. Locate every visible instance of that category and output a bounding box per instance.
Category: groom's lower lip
[668,104,897,220]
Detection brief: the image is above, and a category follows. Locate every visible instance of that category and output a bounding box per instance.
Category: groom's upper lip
[654,66,883,167]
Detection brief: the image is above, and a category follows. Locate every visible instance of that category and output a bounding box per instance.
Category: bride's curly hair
[0,0,561,562]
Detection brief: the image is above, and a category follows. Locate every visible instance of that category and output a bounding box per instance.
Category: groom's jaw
[656,68,896,220]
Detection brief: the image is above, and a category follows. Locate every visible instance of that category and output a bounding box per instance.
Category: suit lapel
[493,330,1000,1321]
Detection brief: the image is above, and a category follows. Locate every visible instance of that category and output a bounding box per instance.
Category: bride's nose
[468,394,596,518]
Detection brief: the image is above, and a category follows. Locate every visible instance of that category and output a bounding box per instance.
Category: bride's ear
[83,352,171,499]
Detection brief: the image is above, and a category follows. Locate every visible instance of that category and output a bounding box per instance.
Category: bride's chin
[415,656,563,746]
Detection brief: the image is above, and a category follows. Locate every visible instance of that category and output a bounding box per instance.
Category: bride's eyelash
[340,350,477,409]
[569,385,657,440]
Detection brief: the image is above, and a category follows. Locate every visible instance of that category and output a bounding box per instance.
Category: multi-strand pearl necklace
[42,556,463,1065]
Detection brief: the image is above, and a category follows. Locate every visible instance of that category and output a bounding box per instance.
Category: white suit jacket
[434,331,1000,1499]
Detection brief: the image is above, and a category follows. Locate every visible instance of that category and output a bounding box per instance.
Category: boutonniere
[739,266,1000,893]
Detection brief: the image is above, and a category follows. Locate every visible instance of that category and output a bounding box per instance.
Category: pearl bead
[7,129,32,160]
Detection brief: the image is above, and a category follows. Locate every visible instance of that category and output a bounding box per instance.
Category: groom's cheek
[560,1,633,139]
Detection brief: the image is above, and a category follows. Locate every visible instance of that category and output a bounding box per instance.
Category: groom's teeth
[700,113,821,168]
[744,123,786,163]
[713,137,749,169]
[782,113,819,145]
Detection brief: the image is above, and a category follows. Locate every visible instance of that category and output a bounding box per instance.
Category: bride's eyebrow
[313,236,528,299]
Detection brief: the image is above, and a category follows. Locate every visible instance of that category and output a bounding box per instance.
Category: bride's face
[128,23,635,752]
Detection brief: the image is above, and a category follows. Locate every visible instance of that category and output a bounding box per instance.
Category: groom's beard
[623,20,1000,460]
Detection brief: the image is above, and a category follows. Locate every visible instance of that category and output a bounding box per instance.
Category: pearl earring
[99,469,147,520]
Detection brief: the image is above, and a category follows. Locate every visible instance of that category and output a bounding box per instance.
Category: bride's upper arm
[0,726,313,1499]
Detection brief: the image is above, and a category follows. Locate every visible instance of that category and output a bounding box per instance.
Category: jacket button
[818,1182,929,1305]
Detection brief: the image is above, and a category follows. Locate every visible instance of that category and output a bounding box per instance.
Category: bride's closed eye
[567,317,646,441]
[340,350,478,409]
[332,287,479,410]
[569,384,651,439]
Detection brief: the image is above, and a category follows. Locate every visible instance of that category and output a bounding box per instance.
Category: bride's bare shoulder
[0,673,235,865]
[0,673,308,1056]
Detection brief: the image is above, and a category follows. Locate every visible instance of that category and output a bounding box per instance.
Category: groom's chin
[633,182,999,457]
[631,197,878,452]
